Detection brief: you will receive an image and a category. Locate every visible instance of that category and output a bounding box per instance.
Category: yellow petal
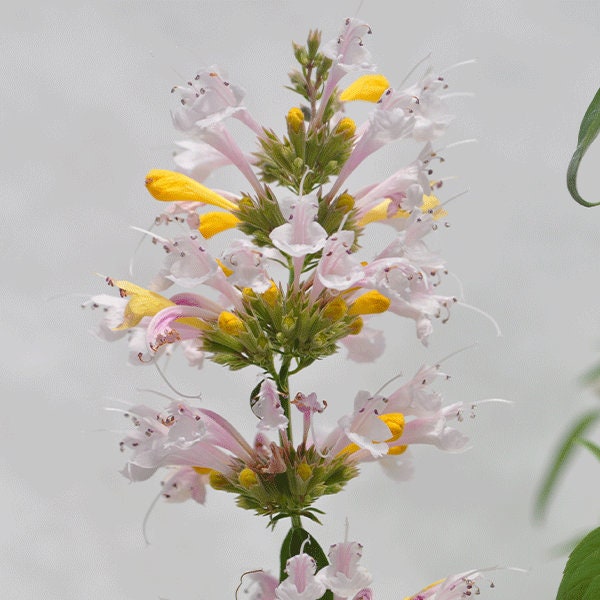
[339,74,390,103]
[216,258,234,277]
[110,279,174,329]
[348,290,390,316]
[358,194,446,227]
[145,169,238,211]
[110,279,207,331]
[199,211,241,239]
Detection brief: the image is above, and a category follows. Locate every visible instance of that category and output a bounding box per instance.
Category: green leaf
[579,438,600,461]
[279,526,332,600]
[557,526,600,600]
[534,410,600,520]
[567,86,600,207]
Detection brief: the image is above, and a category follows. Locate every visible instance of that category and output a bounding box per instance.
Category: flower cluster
[242,537,497,600]
[86,17,502,599]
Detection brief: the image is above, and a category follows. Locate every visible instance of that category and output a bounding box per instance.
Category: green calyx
[211,446,359,528]
[202,286,365,373]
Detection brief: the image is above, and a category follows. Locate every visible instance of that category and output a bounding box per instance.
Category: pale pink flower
[243,571,279,600]
[340,326,385,363]
[354,160,431,218]
[317,18,375,123]
[173,140,232,181]
[317,541,372,599]
[221,239,275,293]
[312,231,364,299]
[253,380,289,432]
[276,553,326,600]
[405,569,497,599]
[270,195,327,258]
[160,466,208,504]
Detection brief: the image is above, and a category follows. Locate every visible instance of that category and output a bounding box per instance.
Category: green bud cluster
[254,29,350,195]
[212,445,359,528]
[201,287,365,373]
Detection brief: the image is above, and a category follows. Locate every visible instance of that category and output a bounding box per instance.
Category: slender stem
[278,354,293,444]
[291,515,302,529]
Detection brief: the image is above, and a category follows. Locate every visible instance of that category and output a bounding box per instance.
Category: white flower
[276,554,326,600]
[270,195,327,258]
[317,541,372,598]
[253,380,289,432]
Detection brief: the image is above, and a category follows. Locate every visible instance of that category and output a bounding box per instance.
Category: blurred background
[3,1,600,598]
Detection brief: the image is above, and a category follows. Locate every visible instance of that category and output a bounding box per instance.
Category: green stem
[278,355,293,444]
[290,515,302,529]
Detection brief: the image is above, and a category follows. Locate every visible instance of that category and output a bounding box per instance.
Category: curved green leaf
[567,86,600,207]
[534,410,600,520]
[557,526,600,600]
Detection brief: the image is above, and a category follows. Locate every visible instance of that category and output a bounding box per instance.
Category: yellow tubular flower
[145,169,238,211]
[286,107,305,133]
[110,279,209,331]
[199,211,241,239]
[218,311,245,335]
[110,279,174,330]
[339,74,390,103]
[347,290,391,316]
[358,194,446,227]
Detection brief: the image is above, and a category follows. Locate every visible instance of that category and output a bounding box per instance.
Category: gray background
[3,1,600,598]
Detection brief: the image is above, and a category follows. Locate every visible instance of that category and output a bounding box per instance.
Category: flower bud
[297,462,312,482]
[348,317,364,335]
[209,471,229,490]
[335,117,356,140]
[218,311,245,335]
[262,281,280,307]
[334,193,355,213]
[286,107,305,134]
[323,297,348,320]
[348,290,390,316]
[238,468,258,489]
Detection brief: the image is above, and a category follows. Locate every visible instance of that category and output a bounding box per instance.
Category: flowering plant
[86,18,502,599]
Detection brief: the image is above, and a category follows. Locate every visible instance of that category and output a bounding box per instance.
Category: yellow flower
[108,279,207,331]
[359,194,447,227]
[199,211,241,238]
[145,169,238,211]
[340,74,390,103]
[348,290,390,316]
